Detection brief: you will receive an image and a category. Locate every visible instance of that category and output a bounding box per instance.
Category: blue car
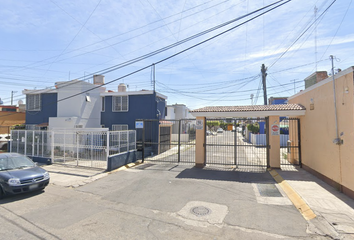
[0,153,50,198]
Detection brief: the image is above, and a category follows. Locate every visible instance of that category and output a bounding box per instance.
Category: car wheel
[0,186,5,199]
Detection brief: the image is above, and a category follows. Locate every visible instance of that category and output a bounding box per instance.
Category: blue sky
[0,0,353,109]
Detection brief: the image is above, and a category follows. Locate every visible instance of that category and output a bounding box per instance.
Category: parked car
[0,153,50,198]
[0,134,10,151]
[217,128,224,133]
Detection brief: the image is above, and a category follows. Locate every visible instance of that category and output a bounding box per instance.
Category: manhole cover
[190,206,211,216]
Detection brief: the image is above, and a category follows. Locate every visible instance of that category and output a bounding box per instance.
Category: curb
[268,169,316,221]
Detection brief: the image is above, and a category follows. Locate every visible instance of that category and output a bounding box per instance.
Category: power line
[0,0,291,119]
[268,0,336,69]
[0,0,231,74]
[8,0,289,98]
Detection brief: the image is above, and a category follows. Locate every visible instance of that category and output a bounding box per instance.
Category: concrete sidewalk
[41,164,109,188]
[275,167,354,239]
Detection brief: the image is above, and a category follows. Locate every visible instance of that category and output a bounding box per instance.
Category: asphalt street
[0,163,335,240]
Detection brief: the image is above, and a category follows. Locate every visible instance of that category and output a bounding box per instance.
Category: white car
[217,128,224,133]
[0,134,10,151]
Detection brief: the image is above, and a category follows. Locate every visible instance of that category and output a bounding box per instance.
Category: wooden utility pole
[261,64,267,105]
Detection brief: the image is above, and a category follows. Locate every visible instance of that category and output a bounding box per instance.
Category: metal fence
[136,119,196,164]
[10,129,136,169]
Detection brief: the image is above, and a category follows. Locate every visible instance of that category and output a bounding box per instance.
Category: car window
[0,157,15,170]
[8,155,35,169]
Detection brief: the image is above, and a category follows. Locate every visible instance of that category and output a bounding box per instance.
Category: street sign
[271,124,280,135]
[196,119,203,130]
[135,121,144,129]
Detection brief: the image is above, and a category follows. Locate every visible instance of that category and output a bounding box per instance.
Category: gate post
[268,115,280,168]
[195,117,206,168]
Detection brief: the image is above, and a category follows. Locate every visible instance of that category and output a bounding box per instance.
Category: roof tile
[191,104,305,112]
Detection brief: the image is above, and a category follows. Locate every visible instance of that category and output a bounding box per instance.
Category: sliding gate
[205,118,268,171]
[137,119,196,164]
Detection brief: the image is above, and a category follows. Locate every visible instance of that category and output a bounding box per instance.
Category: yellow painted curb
[109,160,143,174]
[269,169,316,221]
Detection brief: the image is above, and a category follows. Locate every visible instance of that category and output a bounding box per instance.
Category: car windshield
[0,155,35,171]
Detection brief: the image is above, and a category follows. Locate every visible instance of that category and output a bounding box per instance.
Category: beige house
[288,66,354,199]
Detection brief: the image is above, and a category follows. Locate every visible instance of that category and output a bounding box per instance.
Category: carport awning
[190,104,306,117]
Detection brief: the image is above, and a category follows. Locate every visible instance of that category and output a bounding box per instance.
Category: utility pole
[314,6,318,72]
[290,79,296,94]
[11,91,17,105]
[151,64,156,93]
[261,64,267,105]
[330,55,340,144]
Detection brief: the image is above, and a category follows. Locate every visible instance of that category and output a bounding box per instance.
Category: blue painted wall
[270,98,287,105]
[26,93,57,125]
[101,93,166,130]
[259,122,265,134]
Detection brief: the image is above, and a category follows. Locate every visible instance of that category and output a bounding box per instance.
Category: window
[112,124,128,131]
[101,97,105,112]
[75,125,83,128]
[2,108,16,112]
[27,94,41,111]
[112,96,128,112]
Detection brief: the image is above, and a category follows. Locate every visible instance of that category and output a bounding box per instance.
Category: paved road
[0,163,333,240]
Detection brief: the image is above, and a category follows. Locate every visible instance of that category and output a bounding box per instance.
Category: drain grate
[190,206,211,216]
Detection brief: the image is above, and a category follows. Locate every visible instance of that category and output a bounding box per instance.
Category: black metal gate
[205,118,268,171]
[280,118,302,168]
[136,119,195,164]
[205,117,301,171]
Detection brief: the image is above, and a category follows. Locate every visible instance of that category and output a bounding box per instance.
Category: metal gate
[280,118,301,168]
[205,117,301,171]
[137,119,196,164]
[205,118,268,171]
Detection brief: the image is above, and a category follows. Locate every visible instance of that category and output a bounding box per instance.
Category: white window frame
[101,97,105,112]
[27,94,41,111]
[112,124,128,131]
[112,96,128,112]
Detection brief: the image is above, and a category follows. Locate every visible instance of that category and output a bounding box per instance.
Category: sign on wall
[196,119,204,130]
[135,121,144,129]
[271,124,280,136]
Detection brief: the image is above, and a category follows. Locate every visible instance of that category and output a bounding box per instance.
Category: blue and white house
[22,77,167,130]
[23,78,104,130]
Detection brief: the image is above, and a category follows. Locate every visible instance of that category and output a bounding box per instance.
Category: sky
[0,0,353,110]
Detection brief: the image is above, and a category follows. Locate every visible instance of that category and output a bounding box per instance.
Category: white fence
[10,129,136,169]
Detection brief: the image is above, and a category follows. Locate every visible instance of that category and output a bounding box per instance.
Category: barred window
[27,94,41,111]
[112,124,128,131]
[112,96,128,112]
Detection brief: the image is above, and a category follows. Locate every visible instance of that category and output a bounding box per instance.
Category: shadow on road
[175,167,275,184]
[0,189,45,203]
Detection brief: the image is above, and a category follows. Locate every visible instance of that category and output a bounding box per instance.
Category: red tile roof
[191,104,305,113]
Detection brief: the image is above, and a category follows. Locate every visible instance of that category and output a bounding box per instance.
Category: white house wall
[56,81,102,128]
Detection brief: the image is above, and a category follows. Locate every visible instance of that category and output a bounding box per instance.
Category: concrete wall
[56,81,102,128]
[107,150,137,171]
[0,112,25,134]
[288,67,354,196]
